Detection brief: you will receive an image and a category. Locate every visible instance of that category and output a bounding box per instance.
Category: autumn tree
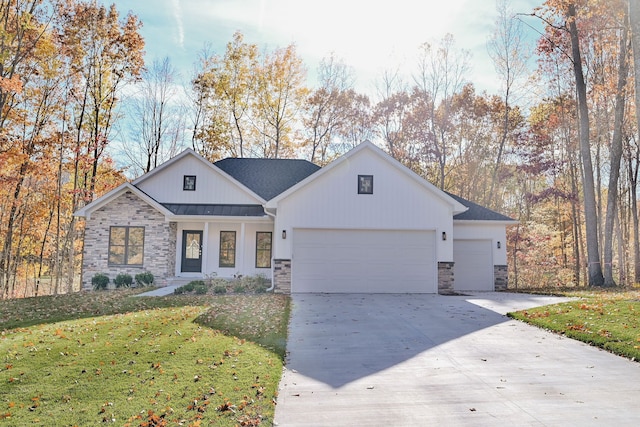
[192,32,258,159]
[252,44,308,158]
[536,1,606,286]
[0,0,59,297]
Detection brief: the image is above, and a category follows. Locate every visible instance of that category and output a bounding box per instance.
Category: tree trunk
[629,0,640,284]
[567,4,605,286]
[603,13,629,287]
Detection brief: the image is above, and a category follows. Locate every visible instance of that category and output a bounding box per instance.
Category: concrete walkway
[134,285,180,296]
[274,292,640,426]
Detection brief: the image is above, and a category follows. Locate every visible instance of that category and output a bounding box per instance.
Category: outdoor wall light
[497,241,501,249]
[282,230,287,239]
[442,231,447,241]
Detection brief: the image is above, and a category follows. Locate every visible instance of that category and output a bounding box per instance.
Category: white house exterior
[75,141,516,294]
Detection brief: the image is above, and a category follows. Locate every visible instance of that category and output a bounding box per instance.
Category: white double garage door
[291,229,494,293]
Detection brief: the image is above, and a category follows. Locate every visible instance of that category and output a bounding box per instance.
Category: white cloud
[171,0,185,49]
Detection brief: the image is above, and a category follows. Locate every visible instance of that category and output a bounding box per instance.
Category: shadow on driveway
[283,293,549,388]
[275,292,640,426]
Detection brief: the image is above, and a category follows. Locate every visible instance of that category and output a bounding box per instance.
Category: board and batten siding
[273,148,454,262]
[136,155,261,205]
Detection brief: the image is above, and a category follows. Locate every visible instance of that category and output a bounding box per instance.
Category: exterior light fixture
[497,241,501,249]
[282,230,287,239]
[442,231,447,241]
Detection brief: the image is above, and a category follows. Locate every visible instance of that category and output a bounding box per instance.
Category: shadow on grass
[0,288,290,360]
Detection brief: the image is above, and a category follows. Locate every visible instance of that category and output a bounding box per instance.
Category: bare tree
[413,34,471,189]
[124,57,186,176]
[302,54,354,164]
[486,0,530,207]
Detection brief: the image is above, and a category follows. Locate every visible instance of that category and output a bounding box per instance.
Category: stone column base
[273,259,291,294]
[494,265,508,291]
[438,261,455,294]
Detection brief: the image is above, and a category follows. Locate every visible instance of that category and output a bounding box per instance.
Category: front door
[181,230,203,272]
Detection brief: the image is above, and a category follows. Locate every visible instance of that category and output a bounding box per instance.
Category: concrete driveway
[274,293,640,426]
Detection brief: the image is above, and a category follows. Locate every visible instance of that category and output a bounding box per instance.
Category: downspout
[264,207,277,292]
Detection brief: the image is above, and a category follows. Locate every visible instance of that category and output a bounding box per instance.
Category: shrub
[233,283,247,293]
[135,271,154,287]
[240,274,271,293]
[114,273,133,288]
[254,283,269,294]
[91,273,110,291]
[213,285,227,294]
[175,280,207,295]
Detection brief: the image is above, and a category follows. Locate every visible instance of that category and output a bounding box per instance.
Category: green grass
[0,289,290,426]
[508,289,640,361]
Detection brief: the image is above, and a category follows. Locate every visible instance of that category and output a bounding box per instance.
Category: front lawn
[0,289,290,426]
[509,289,640,361]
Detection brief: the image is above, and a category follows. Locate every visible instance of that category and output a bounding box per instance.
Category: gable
[135,152,263,205]
[74,182,173,220]
[275,146,457,230]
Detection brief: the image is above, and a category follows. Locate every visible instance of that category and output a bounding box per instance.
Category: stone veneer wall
[494,265,508,291]
[438,261,455,294]
[273,259,291,294]
[81,191,174,289]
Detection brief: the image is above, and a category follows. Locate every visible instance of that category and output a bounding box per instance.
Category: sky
[100,0,544,97]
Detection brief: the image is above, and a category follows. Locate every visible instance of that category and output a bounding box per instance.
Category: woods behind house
[1,0,638,297]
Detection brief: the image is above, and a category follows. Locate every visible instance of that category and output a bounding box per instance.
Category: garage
[453,239,494,291]
[291,229,437,293]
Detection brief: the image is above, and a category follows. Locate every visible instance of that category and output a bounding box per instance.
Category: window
[219,231,236,267]
[183,175,196,191]
[256,232,272,268]
[358,175,373,194]
[108,226,144,266]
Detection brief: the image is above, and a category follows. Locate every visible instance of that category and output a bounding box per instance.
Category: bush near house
[174,275,271,295]
[134,271,154,287]
[114,273,133,288]
[91,273,109,290]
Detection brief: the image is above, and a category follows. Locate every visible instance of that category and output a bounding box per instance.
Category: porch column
[239,222,246,274]
[202,222,209,274]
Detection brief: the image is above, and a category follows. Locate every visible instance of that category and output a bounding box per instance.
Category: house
[74,141,516,294]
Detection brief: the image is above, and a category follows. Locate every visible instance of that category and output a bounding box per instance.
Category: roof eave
[169,215,272,222]
[454,219,519,226]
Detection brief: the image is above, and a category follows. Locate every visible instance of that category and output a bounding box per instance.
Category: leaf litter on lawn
[509,289,640,361]
[0,289,289,426]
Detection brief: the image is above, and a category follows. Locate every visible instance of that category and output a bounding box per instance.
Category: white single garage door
[453,239,494,291]
[292,229,437,293]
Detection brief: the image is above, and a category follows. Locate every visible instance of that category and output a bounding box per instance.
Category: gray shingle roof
[214,158,320,200]
[162,203,265,216]
[446,192,515,222]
